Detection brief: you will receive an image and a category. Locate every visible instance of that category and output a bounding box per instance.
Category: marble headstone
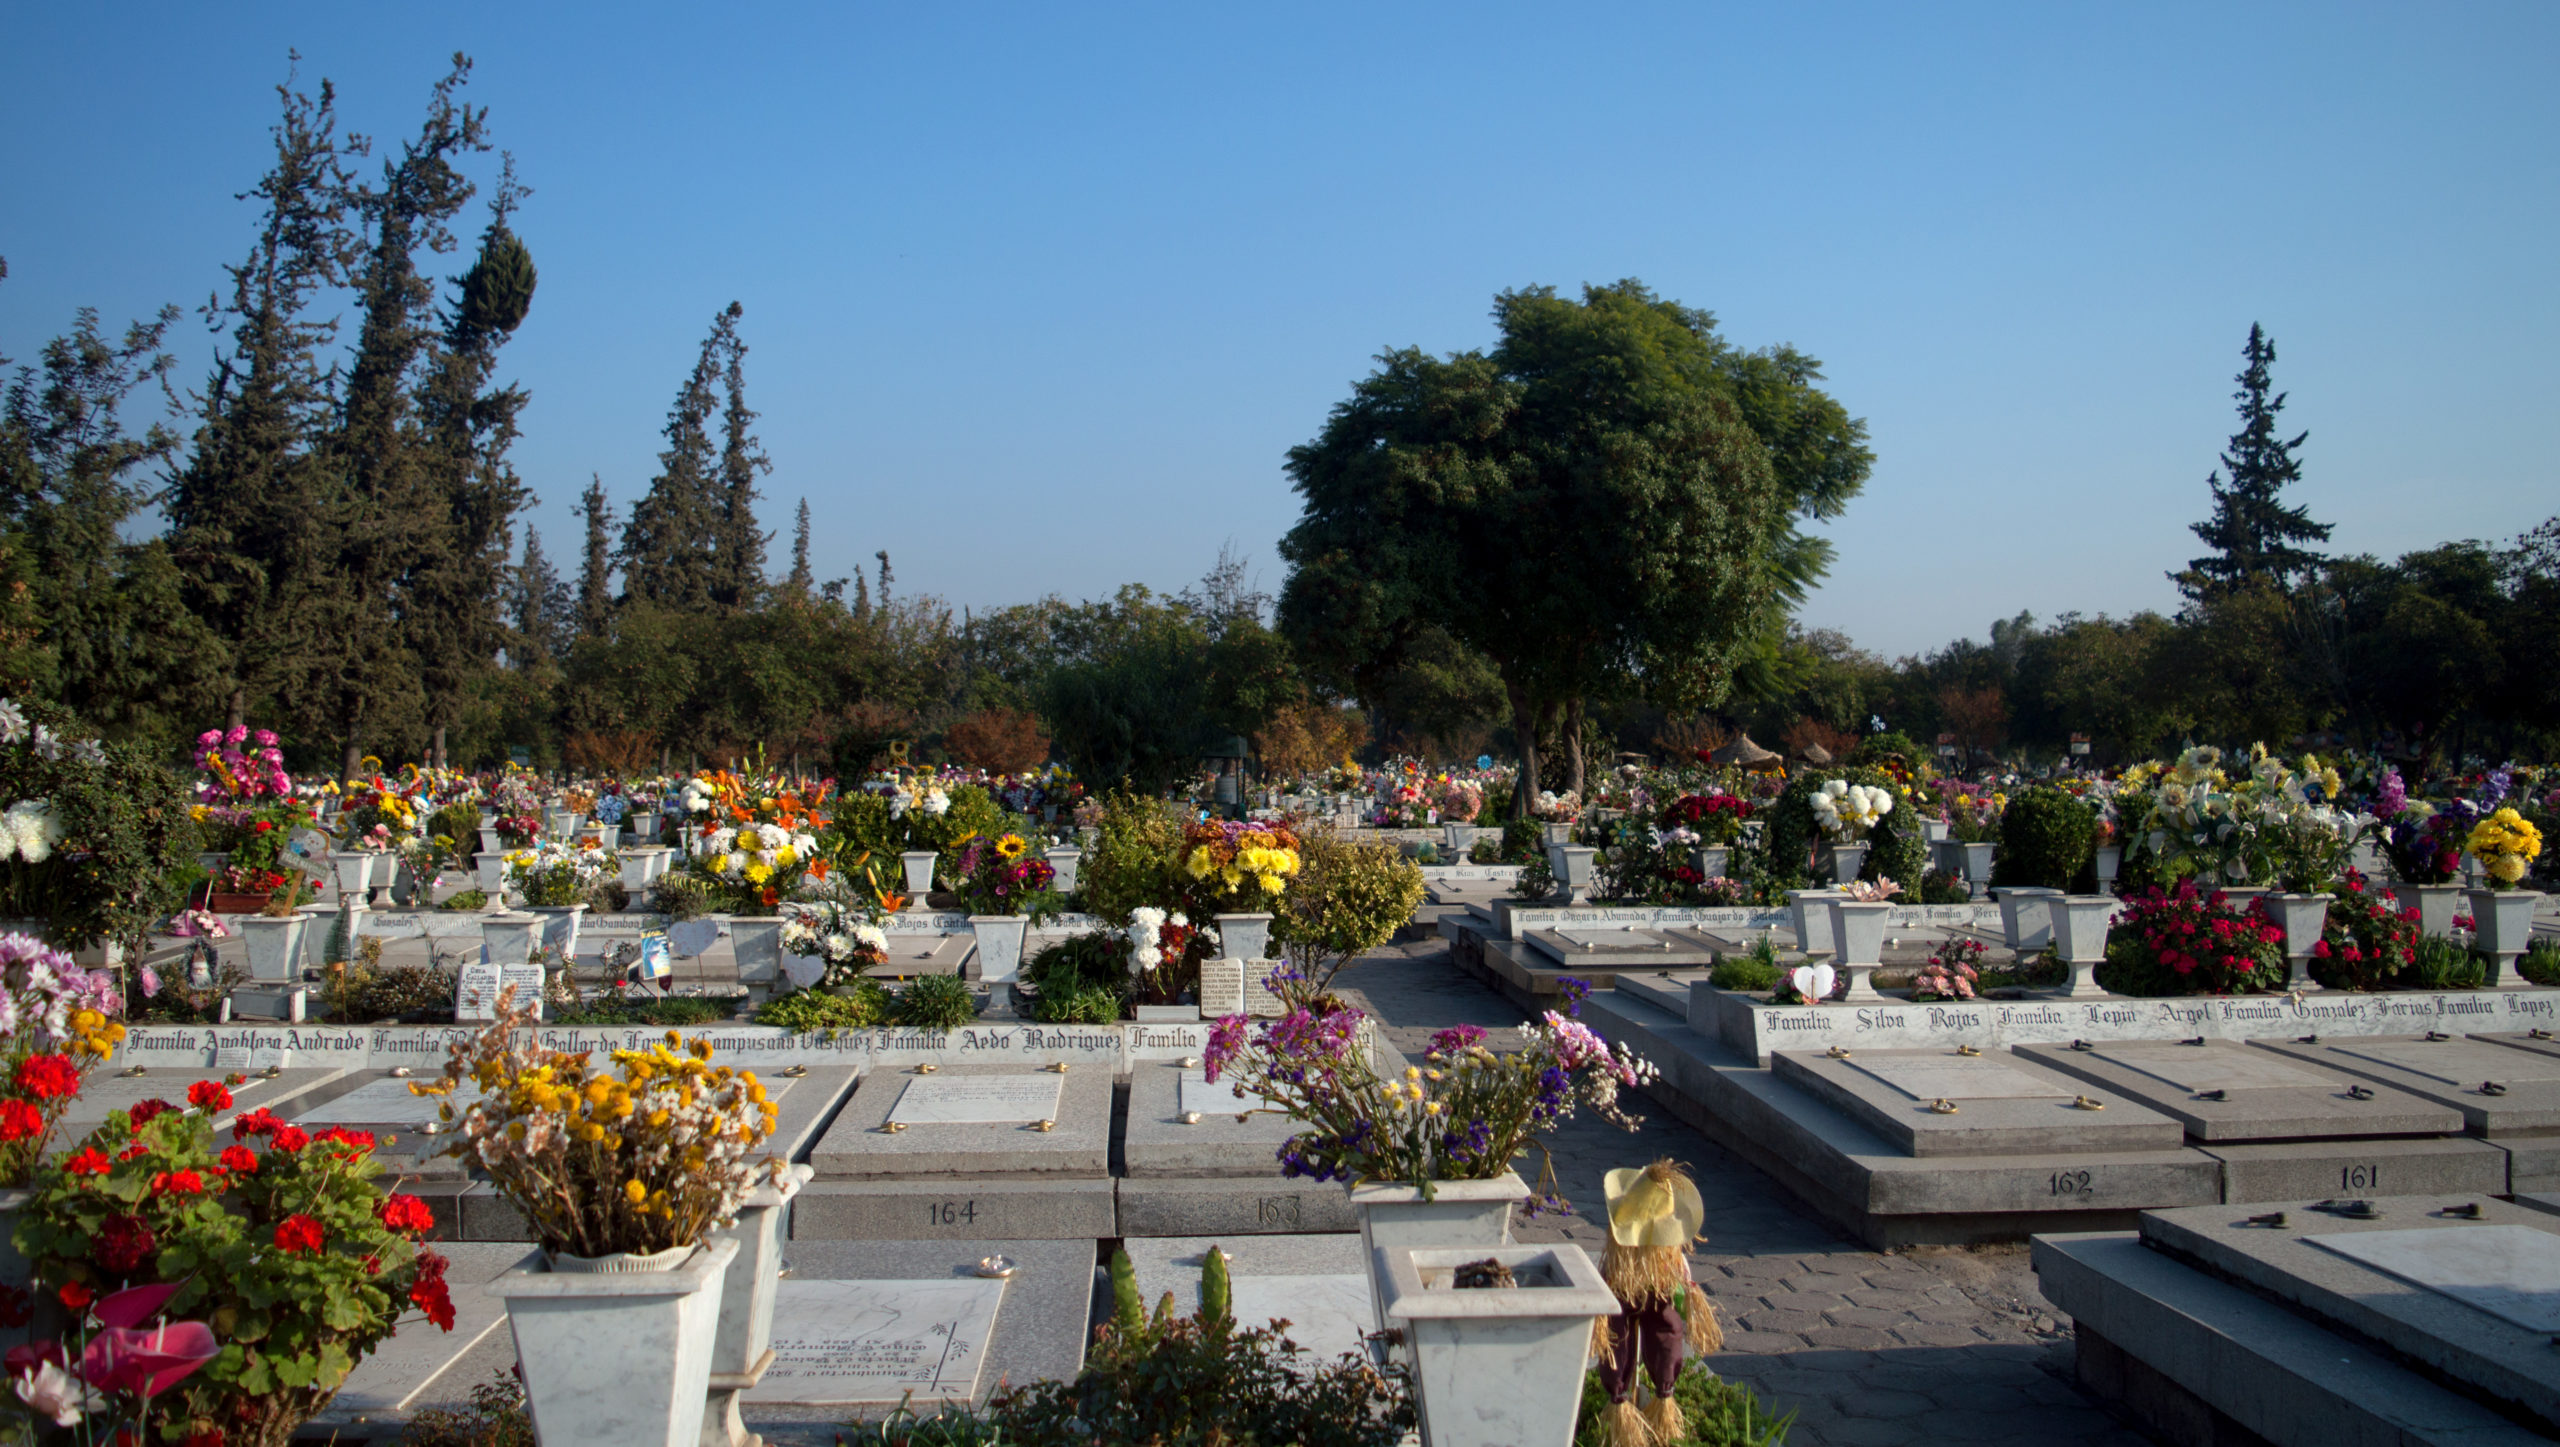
[885,1074,1065,1125]
[743,1277,1006,1405]
[1197,959,1246,1018]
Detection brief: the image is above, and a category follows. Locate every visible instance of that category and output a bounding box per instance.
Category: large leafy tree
[2178,324,2330,599]
[1278,281,1797,813]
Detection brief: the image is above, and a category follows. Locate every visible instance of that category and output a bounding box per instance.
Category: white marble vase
[1443,822,1480,856]
[1544,845,1598,905]
[1346,1171,1525,1333]
[2395,882,2467,940]
[2265,893,2333,993]
[700,1166,812,1447]
[2047,895,2116,999]
[1993,886,2062,956]
[1213,911,1272,963]
[237,914,309,982]
[1044,845,1082,892]
[969,914,1029,988]
[898,850,939,898]
[481,913,539,967]
[1785,888,1842,956]
[1822,898,1894,1001]
[1689,844,1731,881]
[2467,888,2542,987]
[1825,841,1869,885]
[1377,1243,1619,1447]
[493,1236,739,1447]
[1957,842,1997,899]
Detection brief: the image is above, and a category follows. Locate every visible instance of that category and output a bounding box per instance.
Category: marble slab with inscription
[742,1277,1006,1405]
[886,1074,1065,1124]
[1180,1069,1278,1116]
[1197,958,1246,1018]
[2308,1225,2560,1332]
[1848,1056,2067,1100]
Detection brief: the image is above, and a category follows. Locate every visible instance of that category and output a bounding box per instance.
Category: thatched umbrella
[1709,733,1784,772]
[1798,741,1835,767]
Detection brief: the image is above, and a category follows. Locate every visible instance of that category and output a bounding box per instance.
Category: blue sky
[4,2,2552,656]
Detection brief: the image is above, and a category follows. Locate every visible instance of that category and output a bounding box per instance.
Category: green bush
[649,872,714,920]
[1574,1362,1793,1447]
[1033,979,1123,1023]
[438,888,489,911]
[2407,933,2486,990]
[1991,786,2098,891]
[2522,937,2560,987]
[0,697,198,952]
[1850,731,1924,772]
[892,972,980,1028]
[336,962,459,1022]
[1273,833,1426,995]
[755,983,888,1033]
[549,994,736,1026]
[1710,938,1781,992]
[1077,786,1191,926]
[1765,766,1924,889]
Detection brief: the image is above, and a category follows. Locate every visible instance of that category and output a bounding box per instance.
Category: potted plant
[504,840,616,958]
[422,1004,783,1447]
[1204,996,1653,1332]
[237,875,315,982]
[1177,819,1301,963]
[949,830,1062,994]
[1658,791,1751,883]
[1810,779,1894,884]
[1376,1243,1618,1447]
[775,898,889,995]
[2464,806,2544,987]
[13,1080,455,1447]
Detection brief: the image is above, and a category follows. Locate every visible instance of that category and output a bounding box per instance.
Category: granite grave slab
[1770,1047,2183,1157]
[864,933,973,979]
[812,1065,1107,1176]
[1121,1061,1298,1176]
[742,1276,1006,1406]
[2249,1034,2560,1134]
[2016,1040,2466,1141]
[1121,1235,1371,1362]
[55,1067,351,1145]
[885,1074,1061,1125]
[1523,926,1724,970]
[312,1243,527,1421]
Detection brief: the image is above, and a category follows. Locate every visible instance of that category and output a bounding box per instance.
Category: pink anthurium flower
[89,1281,186,1331]
[81,1321,219,1397]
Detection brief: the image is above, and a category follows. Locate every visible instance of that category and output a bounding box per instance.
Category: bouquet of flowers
[1811,779,1895,842]
[335,776,423,851]
[1176,821,1302,915]
[2466,807,2544,889]
[1941,785,2003,844]
[1909,937,1985,1001]
[1430,778,1483,823]
[191,725,290,805]
[2105,879,2286,995]
[0,933,126,1186]
[1123,906,1216,1005]
[1658,792,1751,846]
[679,771,833,912]
[1202,995,1653,1205]
[949,832,1063,921]
[503,841,616,908]
[2311,870,2421,991]
[415,1004,783,1259]
[778,899,889,989]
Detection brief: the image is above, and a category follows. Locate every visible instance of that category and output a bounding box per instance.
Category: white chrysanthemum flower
[0,700,23,744]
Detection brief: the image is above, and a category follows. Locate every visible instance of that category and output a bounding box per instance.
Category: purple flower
[1202,1014,1249,1081]
[1429,1024,1487,1054]
[1556,977,1591,1017]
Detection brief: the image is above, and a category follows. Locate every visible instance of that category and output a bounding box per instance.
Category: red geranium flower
[377,1194,435,1234]
[149,1170,205,1198]
[14,1054,79,1102]
[0,1098,42,1142]
[272,1215,325,1254]
[268,1125,308,1153]
[409,1249,456,1331]
[186,1080,233,1112]
[127,1098,176,1128]
[94,1213,157,1275]
[62,1146,110,1176]
[116,1145,150,1162]
[313,1126,375,1154]
[231,1107,280,1141]
[218,1145,258,1174]
[58,1282,93,1311]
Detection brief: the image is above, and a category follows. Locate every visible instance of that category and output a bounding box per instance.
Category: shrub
[943,707,1051,773]
[437,888,489,911]
[2520,936,2560,987]
[1076,787,1191,926]
[2095,883,2285,996]
[2308,872,2421,991]
[1765,765,1924,890]
[404,1374,536,1447]
[324,946,460,1023]
[548,994,734,1026]
[0,697,198,953]
[1710,938,1781,991]
[1272,832,1426,995]
[754,983,888,1033]
[1850,731,1925,774]
[1991,785,2099,891]
[891,972,980,1029]
[2406,933,2485,990]
[649,872,714,921]
[1033,980,1123,1024]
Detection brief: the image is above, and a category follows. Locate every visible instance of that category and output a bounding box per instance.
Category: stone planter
[1957,842,1997,899]
[1347,1171,1525,1333]
[1993,886,2062,956]
[2266,893,2333,993]
[1443,822,1480,856]
[1921,819,1950,845]
[237,914,309,982]
[701,1166,811,1447]
[590,826,622,853]
[1044,846,1082,893]
[2468,888,2542,987]
[728,916,783,988]
[493,1235,739,1447]
[628,810,660,843]
[481,913,539,967]
[1378,1243,1618,1447]
[1544,845,1598,905]
[1688,844,1731,881]
[1213,911,1273,963]
[1540,822,1573,847]
[330,850,377,901]
[543,807,577,838]
[479,827,504,855]
[968,915,1029,987]
[477,854,508,894]
[1785,887,1842,956]
[2395,882,2467,940]
[1824,841,1869,885]
[898,850,938,898]
[2048,896,2115,999]
[2094,845,2122,894]
[527,904,588,961]
[1822,899,1893,1001]
[620,851,656,893]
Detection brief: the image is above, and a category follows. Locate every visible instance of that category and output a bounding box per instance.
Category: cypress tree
[711,308,770,609]
[574,474,615,638]
[2178,324,2330,600]
[619,306,734,610]
[506,528,571,667]
[786,498,813,594]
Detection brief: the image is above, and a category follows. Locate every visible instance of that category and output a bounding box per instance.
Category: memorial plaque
[743,1277,1005,1405]
[2332,1039,2560,1086]
[1197,959,1246,1018]
[1552,928,1674,954]
[867,934,973,977]
[1227,1274,1371,1360]
[666,919,721,957]
[1180,1069,1277,1117]
[886,1074,1064,1125]
[2309,1225,2560,1333]
[454,962,501,1022]
[1849,1056,2064,1100]
[2106,1048,2340,1095]
[1245,964,1288,1018]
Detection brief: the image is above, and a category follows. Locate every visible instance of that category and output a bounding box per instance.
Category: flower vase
[2094,846,2122,894]
[2266,893,2333,993]
[2394,883,2467,940]
[701,1166,812,1447]
[481,913,539,967]
[1825,841,1869,886]
[329,850,374,902]
[1786,888,1842,957]
[543,807,576,839]
[1540,822,1573,846]
[1543,845,1597,905]
[1213,912,1272,963]
[1378,1243,1620,1447]
[480,827,504,855]
[1993,886,2061,958]
[237,914,310,983]
[494,1236,739,1447]
[1822,898,1893,1001]
[1346,1171,1526,1334]
[969,915,1029,989]
[898,850,938,900]
[1689,844,1731,881]
[2467,889,2542,987]
[1958,842,1997,899]
[1443,822,1479,856]
[729,917,783,989]
[2047,896,2115,999]
[1044,846,1082,893]
[527,904,588,961]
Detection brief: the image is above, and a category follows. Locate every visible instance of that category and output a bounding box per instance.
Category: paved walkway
[1336,940,2153,1447]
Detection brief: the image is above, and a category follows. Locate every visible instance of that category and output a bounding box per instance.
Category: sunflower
[995,833,1028,860]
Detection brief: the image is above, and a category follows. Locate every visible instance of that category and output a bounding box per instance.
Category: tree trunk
[1506,682,1541,822]
[433,725,447,770]
[227,689,246,732]
[1565,696,1588,800]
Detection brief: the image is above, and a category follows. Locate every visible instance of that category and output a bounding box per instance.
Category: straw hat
[1799,742,1835,766]
[1708,734,1782,771]
[1603,1160,1706,1248]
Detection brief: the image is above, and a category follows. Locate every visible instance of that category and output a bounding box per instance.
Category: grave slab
[1770,1047,2184,1157]
[2138,1194,2560,1432]
[1121,1235,1372,1362]
[2249,1035,2560,1134]
[743,1276,1006,1406]
[740,1239,1089,1421]
[1524,925,1724,970]
[1122,1062,1300,1176]
[1114,1176,1356,1237]
[312,1243,528,1421]
[2198,1137,2511,1203]
[2015,1039,2465,1141]
[55,1067,351,1147]
[790,1178,1117,1240]
[864,934,973,978]
[809,1064,1109,1177]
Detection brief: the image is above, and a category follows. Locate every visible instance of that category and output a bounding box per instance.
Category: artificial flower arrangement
[333,776,422,852]
[0,934,126,1187]
[1202,980,1652,1207]
[1908,937,1986,1001]
[11,1080,454,1447]
[2465,807,2543,889]
[677,770,832,913]
[1122,907,1217,1006]
[777,898,890,989]
[1430,777,1483,823]
[948,832,1063,922]
[412,1002,783,1260]
[1810,779,1894,842]
[1175,821,1302,915]
[502,840,617,909]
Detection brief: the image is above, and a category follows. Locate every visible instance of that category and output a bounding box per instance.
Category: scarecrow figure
[1594,1159,1722,1447]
